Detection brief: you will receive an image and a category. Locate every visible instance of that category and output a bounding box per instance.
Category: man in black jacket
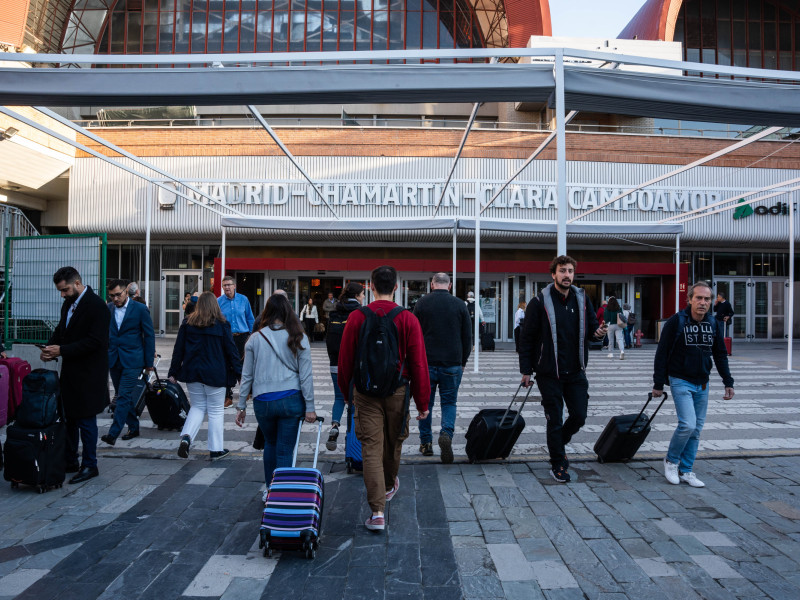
[519,256,607,483]
[713,292,734,337]
[413,272,472,463]
[41,267,110,484]
[653,282,734,488]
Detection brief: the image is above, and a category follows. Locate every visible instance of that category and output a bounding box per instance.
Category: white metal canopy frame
[2,46,799,370]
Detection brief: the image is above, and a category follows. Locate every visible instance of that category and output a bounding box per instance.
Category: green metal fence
[4,234,107,344]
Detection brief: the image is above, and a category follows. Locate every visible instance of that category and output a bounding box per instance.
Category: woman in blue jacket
[169,291,242,460]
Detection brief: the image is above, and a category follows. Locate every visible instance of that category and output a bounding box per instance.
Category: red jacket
[337,300,430,413]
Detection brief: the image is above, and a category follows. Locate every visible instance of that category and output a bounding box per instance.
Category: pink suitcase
[0,365,10,428]
[0,358,31,421]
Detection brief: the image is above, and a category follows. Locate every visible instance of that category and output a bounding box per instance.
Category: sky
[548,0,647,39]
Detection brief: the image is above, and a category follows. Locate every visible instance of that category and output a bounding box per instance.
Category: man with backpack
[413,272,471,463]
[338,265,430,532]
[465,291,483,344]
[653,282,734,488]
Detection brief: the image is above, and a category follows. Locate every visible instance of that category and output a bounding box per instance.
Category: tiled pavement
[1,454,799,599]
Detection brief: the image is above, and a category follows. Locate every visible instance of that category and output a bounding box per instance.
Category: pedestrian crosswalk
[99,345,800,461]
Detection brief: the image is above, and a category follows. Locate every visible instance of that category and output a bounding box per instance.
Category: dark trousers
[536,371,589,469]
[108,364,141,438]
[303,318,316,340]
[225,333,250,399]
[66,416,98,469]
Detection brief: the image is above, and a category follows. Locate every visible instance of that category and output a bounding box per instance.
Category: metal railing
[0,205,39,268]
[71,115,799,141]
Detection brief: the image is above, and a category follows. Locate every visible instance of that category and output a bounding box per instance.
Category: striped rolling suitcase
[259,417,325,559]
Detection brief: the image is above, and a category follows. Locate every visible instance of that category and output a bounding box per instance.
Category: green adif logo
[732,199,754,220]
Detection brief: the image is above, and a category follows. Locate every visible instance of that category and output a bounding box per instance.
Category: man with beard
[41,267,110,484]
[519,256,607,483]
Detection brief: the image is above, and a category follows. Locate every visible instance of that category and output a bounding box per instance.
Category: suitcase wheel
[597,456,605,464]
[266,548,273,558]
[10,482,18,489]
[305,547,315,559]
[37,486,46,494]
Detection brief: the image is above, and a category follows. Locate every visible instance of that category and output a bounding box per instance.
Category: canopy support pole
[675,234,681,313]
[144,184,152,307]
[221,227,227,280]
[555,49,567,256]
[789,196,795,372]
[434,103,482,217]
[474,217,481,373]
[452,222,457,295]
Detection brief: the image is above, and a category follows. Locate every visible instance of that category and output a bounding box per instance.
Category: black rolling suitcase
[480,332,495,352]
[3,420,66,493]
[594,392,668,463]
[465,384,531,463]
[134,356,161,417]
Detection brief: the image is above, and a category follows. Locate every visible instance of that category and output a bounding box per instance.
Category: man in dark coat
[41,266,110,484]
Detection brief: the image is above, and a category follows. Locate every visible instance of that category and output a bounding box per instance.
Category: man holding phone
[40,267,110,484]
[518,255,607,483]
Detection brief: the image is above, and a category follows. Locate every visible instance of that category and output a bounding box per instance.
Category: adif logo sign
[732,198,790,220]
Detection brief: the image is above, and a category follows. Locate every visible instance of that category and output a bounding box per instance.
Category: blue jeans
[66,417,98,469]
[330,373,345,425]
[419,365,462,444]
[253,391,305,486]
[624,325,633,348]
[666,377,709,474]
[108,365,141,439]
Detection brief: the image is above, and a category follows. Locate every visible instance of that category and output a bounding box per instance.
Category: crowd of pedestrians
[32,258,736,534]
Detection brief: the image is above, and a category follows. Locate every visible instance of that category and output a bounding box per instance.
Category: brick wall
[79,127,800,170]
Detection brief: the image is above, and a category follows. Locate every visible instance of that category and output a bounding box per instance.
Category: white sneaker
[663,458,680,485]
[608,353,614,359]
[679,472,705,488]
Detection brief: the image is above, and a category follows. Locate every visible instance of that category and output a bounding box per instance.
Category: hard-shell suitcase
[593,392,668,463]
[145,367,189,430]
[724,337,732,356]
[465,384,531,463]
[0,357,31,422]
[480,332,495,352]
[3,420,66,493]
[345,402,362,474]
[260,417,325,559]
[0,365,9,428]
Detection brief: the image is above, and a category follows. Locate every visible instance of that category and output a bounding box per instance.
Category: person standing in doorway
[127,281,146,305]
[338,266,430,531]
[604,296,626,360]
[40,267,110,484]
[218,275,254,408]
[653,282,734,488]
[519,256,607,483]
[324,282,365,450]
[413,272,471,463]
[514,301,526,353]
[300,297,318,341]
[713,292,734,337]
[322,292,336,328]
[622,303,634,349]
[465,291,484,344]
[101,279,155,446]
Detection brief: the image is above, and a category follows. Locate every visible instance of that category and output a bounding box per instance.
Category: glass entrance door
[402,279,429,311]
[715,279,786,340]
[161,270,202,334]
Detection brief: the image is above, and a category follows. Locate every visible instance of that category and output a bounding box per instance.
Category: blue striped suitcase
[259,417,325,559]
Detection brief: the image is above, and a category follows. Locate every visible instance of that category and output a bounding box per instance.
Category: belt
[233,332,250,337]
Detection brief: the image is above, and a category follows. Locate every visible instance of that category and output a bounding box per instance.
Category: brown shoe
[224,396,233,408]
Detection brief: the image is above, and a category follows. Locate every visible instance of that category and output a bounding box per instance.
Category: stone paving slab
[0,448,799,598]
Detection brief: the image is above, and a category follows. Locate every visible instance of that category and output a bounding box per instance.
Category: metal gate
[4,234,107,344]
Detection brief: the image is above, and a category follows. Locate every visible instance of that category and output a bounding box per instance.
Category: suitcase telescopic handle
[291,416,326,470]
[486,383,534,457]
[627,392,668,434]
[141,354,161,383]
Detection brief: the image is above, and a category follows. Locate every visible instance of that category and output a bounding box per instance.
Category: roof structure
[618,0,682,41]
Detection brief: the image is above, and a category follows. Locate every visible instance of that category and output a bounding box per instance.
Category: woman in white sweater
[299,297,319,341]
[235,294,316,488]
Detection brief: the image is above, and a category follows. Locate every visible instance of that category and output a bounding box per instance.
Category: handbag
[253,427,265,450]
[616,313,626,327]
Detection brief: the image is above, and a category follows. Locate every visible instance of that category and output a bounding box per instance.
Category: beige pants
[354,386,410,513]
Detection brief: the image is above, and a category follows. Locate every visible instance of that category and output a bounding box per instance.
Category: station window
[714,252,750,276]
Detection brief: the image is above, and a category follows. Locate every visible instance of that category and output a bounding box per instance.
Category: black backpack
[353,305,407,397]
[627,312,636,326]
[15,369,60,429]
[467,301,476,320]
[326,310,349,358]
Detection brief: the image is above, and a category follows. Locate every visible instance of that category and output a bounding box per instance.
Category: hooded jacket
[168,319,242,388]
[518,284,600,378]
[326,299,363,370]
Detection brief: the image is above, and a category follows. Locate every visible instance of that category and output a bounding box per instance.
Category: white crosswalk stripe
[107,345,800,461]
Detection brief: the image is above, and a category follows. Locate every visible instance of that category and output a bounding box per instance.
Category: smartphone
[36,343,48,349]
